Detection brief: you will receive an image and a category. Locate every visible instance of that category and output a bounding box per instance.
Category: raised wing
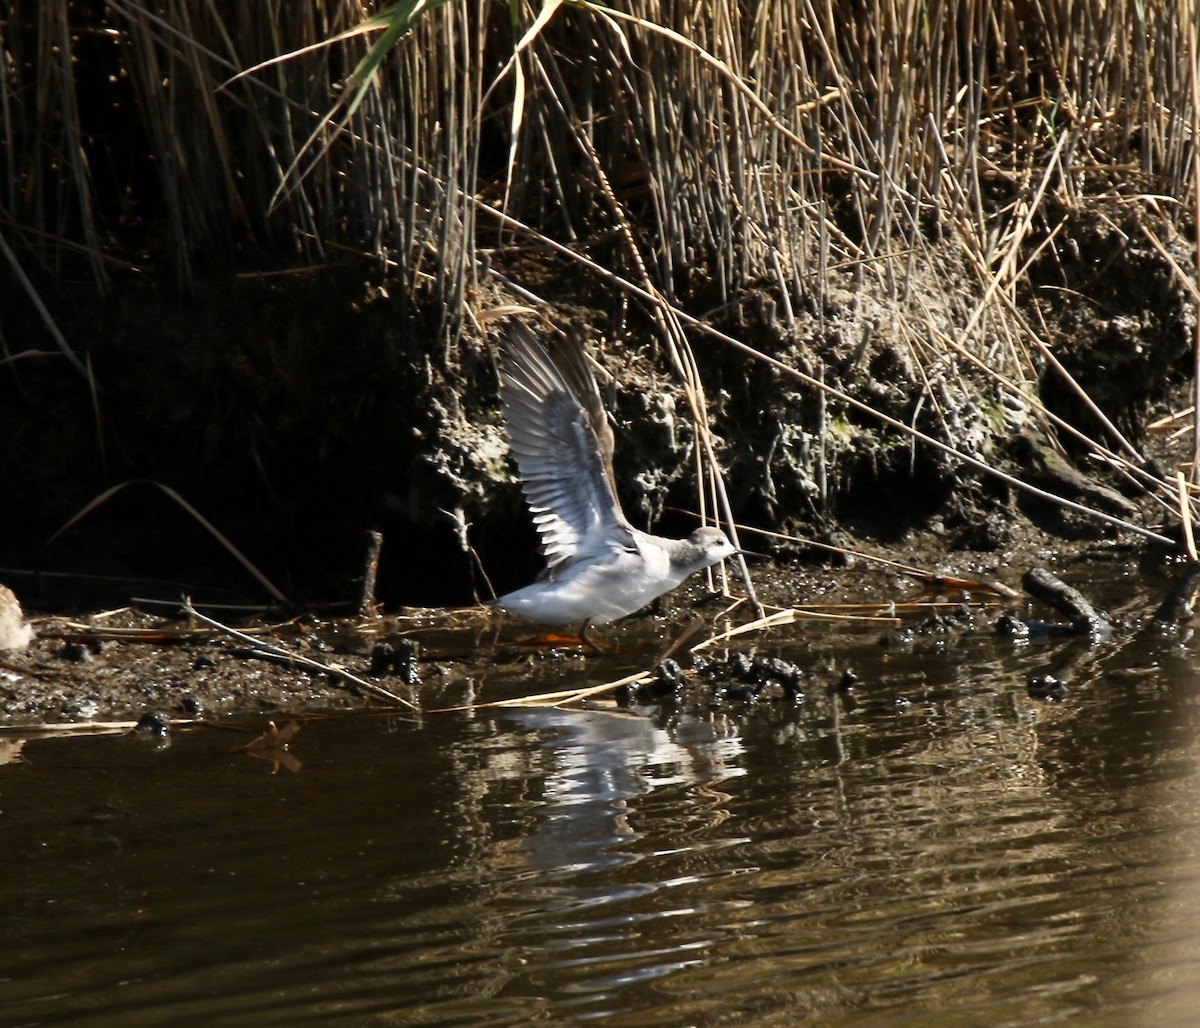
[542,330,620,499]
[498,322,636,571]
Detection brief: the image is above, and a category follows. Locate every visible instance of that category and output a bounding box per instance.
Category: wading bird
[489,321,740,647]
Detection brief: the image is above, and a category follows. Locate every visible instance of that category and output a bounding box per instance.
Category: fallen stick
[1021,568,1109,629]
[357,530,384,615]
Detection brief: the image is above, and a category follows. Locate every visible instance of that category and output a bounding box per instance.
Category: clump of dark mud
[0,610,415,724]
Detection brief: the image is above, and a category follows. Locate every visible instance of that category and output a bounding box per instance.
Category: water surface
[3,563,1200,1024]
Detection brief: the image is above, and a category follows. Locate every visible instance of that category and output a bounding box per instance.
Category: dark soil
[1,209,1195,724]
[0,509,1186,728]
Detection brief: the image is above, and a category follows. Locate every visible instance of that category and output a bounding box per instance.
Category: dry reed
[2,0,1196,551]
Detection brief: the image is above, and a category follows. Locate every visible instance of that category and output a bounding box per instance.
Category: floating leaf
[235,720,302,753]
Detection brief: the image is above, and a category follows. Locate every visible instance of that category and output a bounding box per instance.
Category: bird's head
[686,526,738,568]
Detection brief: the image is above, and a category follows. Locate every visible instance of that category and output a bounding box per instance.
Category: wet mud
[1,209,1195,725]
[1,519,1188,727]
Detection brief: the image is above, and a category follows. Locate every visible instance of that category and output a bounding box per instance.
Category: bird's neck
[660,536,708,578]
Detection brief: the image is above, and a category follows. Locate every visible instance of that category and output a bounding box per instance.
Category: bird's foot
[508,632,610,655]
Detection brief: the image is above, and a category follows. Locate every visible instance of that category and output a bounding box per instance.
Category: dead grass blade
[33,613,302,643]
[181,599,419,710]
[48,480,288,605]
[0,719,197,737]
[690,606,902,654]
[1177,471,1198,564]
[724,521,1021,599]
[0,230,89,381]
[429,668,654,711]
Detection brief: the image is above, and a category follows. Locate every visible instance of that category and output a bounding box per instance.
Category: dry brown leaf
[234,720,301,753]
[0,738,27,767]
[244,747,303,774]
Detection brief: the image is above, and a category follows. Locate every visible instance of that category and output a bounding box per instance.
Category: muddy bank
[0,513,1190,727]
[3,211,1193,609]
[2,206,1196,726]
[3,0,1195,723]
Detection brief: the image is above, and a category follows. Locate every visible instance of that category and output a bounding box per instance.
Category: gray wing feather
[543,334,620,498]
[499,322,635,570]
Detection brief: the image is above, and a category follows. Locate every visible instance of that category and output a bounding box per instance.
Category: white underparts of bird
[488,322,737,630]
